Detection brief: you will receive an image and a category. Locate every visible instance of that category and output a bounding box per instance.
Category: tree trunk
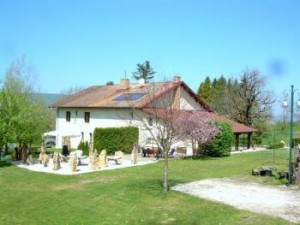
[21,143,28,164]
[192,140,198,156]
[163,149,169,193]
[294,148,300,185]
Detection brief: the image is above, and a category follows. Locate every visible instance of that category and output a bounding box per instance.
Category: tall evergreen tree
[132,60,155,83]
[212,76,228,115]
[197,76,213,104]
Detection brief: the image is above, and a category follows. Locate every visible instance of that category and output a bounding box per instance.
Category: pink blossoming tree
[174,112,219,156]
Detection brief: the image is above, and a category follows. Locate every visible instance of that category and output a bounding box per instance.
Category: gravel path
[171,178,300,223]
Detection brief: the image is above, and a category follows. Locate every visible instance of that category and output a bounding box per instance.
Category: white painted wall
[179,87,204,110]
[54,108,155,149]
[55,108,133,148]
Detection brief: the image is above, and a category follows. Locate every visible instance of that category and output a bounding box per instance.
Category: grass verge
[0,149,295,225]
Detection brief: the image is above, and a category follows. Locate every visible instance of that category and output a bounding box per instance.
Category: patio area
[14,154,158,175]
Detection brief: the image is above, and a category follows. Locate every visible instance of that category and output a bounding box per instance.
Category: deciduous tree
[232,69,274,126]
[0,57,54,161]
[174,112,219,156]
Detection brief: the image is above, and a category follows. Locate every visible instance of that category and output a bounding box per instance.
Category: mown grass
[0,149,296,225]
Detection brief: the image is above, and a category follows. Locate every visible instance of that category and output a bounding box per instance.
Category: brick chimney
[173,76,181,83]
[120,78,130,89]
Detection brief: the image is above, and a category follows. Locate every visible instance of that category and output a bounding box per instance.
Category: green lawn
[0,149,295,225]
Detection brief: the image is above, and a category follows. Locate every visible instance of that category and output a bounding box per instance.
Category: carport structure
[205,112,258,150]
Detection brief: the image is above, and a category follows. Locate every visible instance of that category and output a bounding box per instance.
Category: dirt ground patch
[171,178,300,223]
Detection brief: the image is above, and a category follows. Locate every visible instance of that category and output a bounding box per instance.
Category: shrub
[294,138,300,148]
[252,135,263,145]
[77,141,89,156]
[203,121,234,157]
[94,126,138,154]
[269,142,285,149]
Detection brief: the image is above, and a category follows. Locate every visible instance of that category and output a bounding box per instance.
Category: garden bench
[260,166,274,176]
[252,166,275,176]
[107,155,122,164]
[107,151,124,165]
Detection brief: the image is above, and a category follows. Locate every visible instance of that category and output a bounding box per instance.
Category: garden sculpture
[98,149,107,168]
[90,151,99,171]
[131,144,138,164]
[69,153,78,173]
[53,152,61,170]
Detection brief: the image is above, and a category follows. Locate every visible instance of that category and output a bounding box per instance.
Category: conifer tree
[132,60,155,83]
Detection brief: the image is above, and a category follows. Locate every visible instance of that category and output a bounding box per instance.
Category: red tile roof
[51,79,256,134]
[51,80,212,111]
[142,108,257,134]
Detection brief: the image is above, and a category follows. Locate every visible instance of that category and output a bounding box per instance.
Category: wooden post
[294,148,300,185]
[247,133,252,149]
[235,134,240,151]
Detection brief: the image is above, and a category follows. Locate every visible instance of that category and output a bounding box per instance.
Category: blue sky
[1,0,299,113]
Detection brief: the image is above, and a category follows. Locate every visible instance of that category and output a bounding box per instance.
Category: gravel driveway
[171,178,300,223]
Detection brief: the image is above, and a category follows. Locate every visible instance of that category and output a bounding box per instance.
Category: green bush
[269,142,285,149]
[77,141,89,156]
[94,126,138,154]
[203,121,234,157]
[294,138,300,148]
[252,135,263,145]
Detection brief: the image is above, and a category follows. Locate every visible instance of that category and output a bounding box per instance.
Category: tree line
[131,61,275,131]
[197,69,274,130]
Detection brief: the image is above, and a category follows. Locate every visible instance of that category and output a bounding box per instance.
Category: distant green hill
[33,93,65,106]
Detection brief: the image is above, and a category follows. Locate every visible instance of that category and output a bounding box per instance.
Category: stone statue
[98,149,107,168]
[89,134,94,160]
[115,151,124,164]
[53,152,61,171]
[131,144,139,164]
[26,154,33,165]
[59,153,68,162]
[69,153,78,173]
[39,148,49,167]
[90,151,99,171]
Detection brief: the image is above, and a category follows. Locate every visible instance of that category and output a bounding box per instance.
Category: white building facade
[46,76,211,155]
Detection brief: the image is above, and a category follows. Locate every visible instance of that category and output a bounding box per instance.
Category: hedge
[269,142,285,149]
[94,126,139,154]
[203,121,234,157]
[77,141,89,156]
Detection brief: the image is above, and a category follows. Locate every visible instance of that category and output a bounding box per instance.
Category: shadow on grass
[183,155,220,161]
[125,177,189,194]
[0,161,12,167]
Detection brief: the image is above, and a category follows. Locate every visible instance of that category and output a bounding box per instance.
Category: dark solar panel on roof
[113,93,146,101]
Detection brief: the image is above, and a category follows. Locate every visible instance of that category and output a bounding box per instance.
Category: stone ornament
[98,149,107,168]
[114,151,124,164]
[39,148,49,167]
[69,153,78,173]
[131,144,139,164]
[90,151,99,171]
[53,152,61,171]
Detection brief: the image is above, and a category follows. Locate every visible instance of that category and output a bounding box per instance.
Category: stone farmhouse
[45,76,256,155]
